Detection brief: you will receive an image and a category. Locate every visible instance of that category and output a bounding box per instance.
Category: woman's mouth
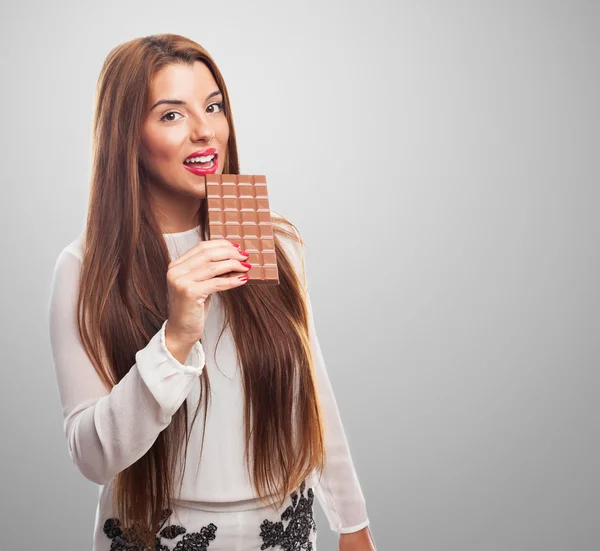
[183,153,218,175]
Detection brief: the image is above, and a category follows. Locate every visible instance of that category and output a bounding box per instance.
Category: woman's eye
[160,111,182,122]
[207,101,225,114]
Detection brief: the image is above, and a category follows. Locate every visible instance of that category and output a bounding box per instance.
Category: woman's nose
[190,119,215,142]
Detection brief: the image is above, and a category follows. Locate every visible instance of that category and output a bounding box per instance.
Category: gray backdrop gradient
[1,1,598,550]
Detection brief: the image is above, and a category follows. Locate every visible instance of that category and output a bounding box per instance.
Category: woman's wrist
[339,526,377,551]
[164,322,197,365]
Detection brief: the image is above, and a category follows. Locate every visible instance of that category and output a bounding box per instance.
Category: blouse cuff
[159,319,206,373]
[338,518,371,534]
[136,320,206,423]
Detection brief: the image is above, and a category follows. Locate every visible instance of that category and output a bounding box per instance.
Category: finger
[189,270,249,296]
[169,238,239,268]
[179,258,250,284]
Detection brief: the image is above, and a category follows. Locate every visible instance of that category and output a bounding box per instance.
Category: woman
[48,34,375,551]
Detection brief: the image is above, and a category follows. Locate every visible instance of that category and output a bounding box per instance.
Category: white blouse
[48,223,370,536]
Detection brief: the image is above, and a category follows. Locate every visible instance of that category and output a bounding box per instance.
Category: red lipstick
[184,147,217,161]
[183,148,218,175]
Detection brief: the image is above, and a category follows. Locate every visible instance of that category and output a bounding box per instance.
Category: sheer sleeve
[282,228,371,534]
[47,247,206,486]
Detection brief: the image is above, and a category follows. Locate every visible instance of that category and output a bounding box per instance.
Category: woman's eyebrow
[149,90,223,111]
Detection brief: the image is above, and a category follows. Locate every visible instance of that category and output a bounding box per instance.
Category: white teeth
[185,154,215,164]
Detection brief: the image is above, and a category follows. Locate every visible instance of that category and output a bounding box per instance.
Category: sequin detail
[259,480,317,550]
[103,507,217,550]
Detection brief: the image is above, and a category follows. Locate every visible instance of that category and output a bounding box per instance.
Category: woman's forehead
[149,61,217,99]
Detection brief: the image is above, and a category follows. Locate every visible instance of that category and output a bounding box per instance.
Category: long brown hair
[77,33,326,549]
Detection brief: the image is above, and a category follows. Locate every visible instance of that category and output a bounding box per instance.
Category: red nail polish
[231,242,240,248]
[238,275,249,281]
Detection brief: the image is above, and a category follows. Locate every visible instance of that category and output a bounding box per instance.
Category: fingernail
[231,242,240,248]
[239,249,249,256]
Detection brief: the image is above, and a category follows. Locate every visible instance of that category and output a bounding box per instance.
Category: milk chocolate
[204,174,279,285]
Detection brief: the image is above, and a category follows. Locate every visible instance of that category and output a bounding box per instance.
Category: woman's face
[140,61,229,206]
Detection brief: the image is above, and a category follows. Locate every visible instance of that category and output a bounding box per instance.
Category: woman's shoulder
[272,211,303,247]
[271,212,307,286]
[57,230,85,264]
[50,232,85,294]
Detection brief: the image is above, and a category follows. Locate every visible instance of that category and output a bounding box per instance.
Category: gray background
[1,0,598,550]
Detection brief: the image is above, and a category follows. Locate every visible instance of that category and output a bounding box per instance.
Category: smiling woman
[140,61,230,234]
[48,33,373,551]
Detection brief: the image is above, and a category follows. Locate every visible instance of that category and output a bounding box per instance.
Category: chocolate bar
[204,174,279,284]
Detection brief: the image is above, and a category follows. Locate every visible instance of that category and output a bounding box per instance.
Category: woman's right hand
[165,239,251,347]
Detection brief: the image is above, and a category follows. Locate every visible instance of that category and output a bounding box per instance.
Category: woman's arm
[281,228,372,537]
[48,247,206,485]
[305,288,372,534]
